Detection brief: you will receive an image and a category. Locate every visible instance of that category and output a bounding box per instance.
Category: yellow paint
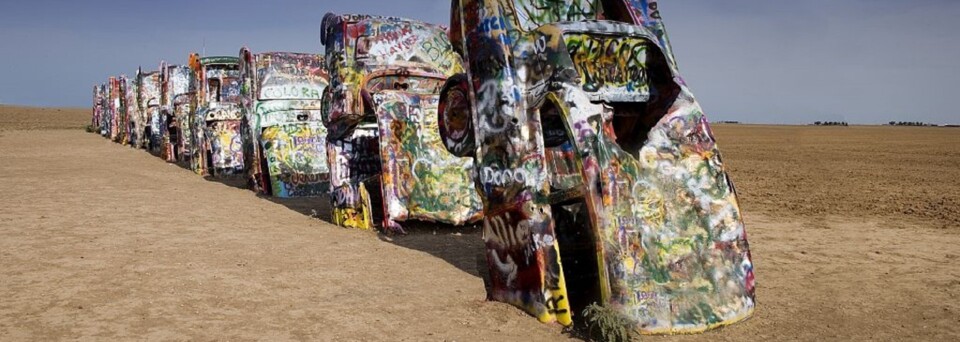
[544,242,573,326]
[332,183,374,230]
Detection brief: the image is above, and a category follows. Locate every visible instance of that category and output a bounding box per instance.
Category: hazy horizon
[1,0,957,124]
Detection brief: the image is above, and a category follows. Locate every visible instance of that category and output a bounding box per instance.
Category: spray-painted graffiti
[115,75,132,145]
[99,81,110,136]
[123,76,141,146]
[440,0,754,334]
[320,13,482,232]
[326,127,380,229]
[107,76,122,141]
[205,119,244,175]
[188,54,243,176]
[261,122,329,197]
[91,84,105,133]
[374,90,483,229]
[161,65,195,163]
[240,50,331,197]
[138,70,162,152]
[564,34,650,100]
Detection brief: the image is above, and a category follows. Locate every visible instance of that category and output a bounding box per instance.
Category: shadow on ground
[251,186,489,281]
[379,222,487,279]
[166,158,493,293]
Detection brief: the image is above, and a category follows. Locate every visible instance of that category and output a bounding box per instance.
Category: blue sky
[0,0,957,124]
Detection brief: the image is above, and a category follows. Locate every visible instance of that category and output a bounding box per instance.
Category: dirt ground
[0,105,90,131]
[0,105,957,341]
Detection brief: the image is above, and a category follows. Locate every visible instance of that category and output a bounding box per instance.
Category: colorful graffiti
[240,50,331,197]
[260,122,329,197]
[123,76,140,146]
[107,76,122,141]
[320,13,482,232]
[373,90,482,229]
[440,0,755,334]
[161,65,195,163]
[115,75,131,144]
[205,118,245,175]
[91,84,105,132]
[138,70,162,152]
[326,127,380,230]
[188,54,243,176]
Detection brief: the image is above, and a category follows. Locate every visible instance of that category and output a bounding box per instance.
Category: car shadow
[256,190,490,283]
[378,221,487,280]
[187,170,493,295]
[201,174,248,191]
[261,195,333,221]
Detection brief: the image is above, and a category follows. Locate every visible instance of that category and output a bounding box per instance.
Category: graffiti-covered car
[437,0,755,334]
[114,74,132,144]
[189,54,244,176]
[240,49,331,197]
[92,84,105,133]
[320,13,482,232]
[105,76,121,140]
[123,75,141,147]
[137,68,163,151]
[160,64,195,163]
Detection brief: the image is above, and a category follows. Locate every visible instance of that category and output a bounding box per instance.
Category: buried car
[114,74,132,144]
[92,84,105,133]
[160,64,196,163]
[437,0,755,334]
[320,13,482,232]
[123,75,142,147]
[105,76,121,140]
[137,68,163,151]
[99,80,111,136]
[188,54,244,176]
[240,49,331,197]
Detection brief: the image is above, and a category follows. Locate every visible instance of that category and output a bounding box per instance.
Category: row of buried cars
[89,2,755,336]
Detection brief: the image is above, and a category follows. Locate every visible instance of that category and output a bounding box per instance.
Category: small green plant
[582,302,637,342]
[85,125,96,133]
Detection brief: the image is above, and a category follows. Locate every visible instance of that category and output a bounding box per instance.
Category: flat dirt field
[1,105,958,341]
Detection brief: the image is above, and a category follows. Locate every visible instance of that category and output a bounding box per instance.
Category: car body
[438,0,755,334]
[92,84,105,133]
[105,76,121,140]
[99,81,110,136]
[137,69,163,151]
[115,74,133,145]
[239,49,331,197]
[320,13,482,232]
[123,75,141,147]
[160,64,196,163]
[188,54,244,176]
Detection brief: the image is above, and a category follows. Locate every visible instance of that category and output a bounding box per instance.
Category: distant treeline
[813,121,848,126]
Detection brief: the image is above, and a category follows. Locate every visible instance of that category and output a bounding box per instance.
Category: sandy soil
[0,106,958,340]
[712,124,960,228]
[0,105,90,131]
